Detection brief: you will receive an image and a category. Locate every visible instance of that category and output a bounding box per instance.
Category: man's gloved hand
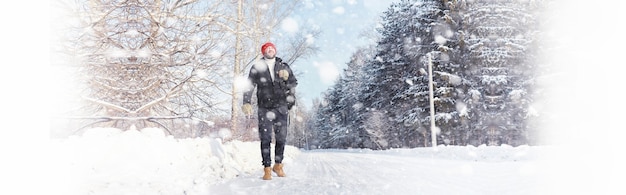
[278,69,289,81]
[242,103,253,116]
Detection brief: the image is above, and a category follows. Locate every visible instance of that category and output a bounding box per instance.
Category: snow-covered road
[36,128,575,195]
[208,149,541,195]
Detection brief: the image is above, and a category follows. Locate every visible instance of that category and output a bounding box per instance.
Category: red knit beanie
[261,42,276,56]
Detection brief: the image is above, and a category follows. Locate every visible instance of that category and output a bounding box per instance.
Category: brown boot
[262,167,272,180]
[273,163,286,177]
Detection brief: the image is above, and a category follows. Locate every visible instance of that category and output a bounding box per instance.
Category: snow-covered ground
[27,127,571,195]
[0,121,623,195]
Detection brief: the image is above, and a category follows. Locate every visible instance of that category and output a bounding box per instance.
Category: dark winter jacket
[243,57,298,109]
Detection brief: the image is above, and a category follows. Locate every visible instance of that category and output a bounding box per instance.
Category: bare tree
[364,111,388,150]
[281,29,321,65]
[52,0,317,139]
[53,0,233,136]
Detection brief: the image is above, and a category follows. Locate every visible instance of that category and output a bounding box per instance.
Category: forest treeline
[304,0,548,149]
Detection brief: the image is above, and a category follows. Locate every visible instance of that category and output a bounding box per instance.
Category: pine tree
[336,47,377,148]
[309,47,376,149]
[366,0,453,147]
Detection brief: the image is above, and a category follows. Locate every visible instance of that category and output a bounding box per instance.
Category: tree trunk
[231,0,244,137]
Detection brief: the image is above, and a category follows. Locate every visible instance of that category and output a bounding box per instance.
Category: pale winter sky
[275,0,395,109]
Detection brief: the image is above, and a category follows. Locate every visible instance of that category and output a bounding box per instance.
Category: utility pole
[428,54,437,147]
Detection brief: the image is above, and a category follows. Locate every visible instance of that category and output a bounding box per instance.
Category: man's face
[264,46,276,59]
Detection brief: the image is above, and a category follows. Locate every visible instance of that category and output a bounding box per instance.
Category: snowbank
[48,127,300,195]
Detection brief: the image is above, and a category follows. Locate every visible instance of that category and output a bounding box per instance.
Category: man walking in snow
[242,42,297,180]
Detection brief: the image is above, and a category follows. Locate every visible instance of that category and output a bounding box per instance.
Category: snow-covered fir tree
[311,47,377,149]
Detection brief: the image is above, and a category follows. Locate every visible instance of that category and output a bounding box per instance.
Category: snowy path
[207,149,540,195]
[42,130,550,195]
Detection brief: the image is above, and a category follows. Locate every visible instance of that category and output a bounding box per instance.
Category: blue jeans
[257,105,289,167]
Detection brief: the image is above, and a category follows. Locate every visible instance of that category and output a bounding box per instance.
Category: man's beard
[264,54,276,59]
